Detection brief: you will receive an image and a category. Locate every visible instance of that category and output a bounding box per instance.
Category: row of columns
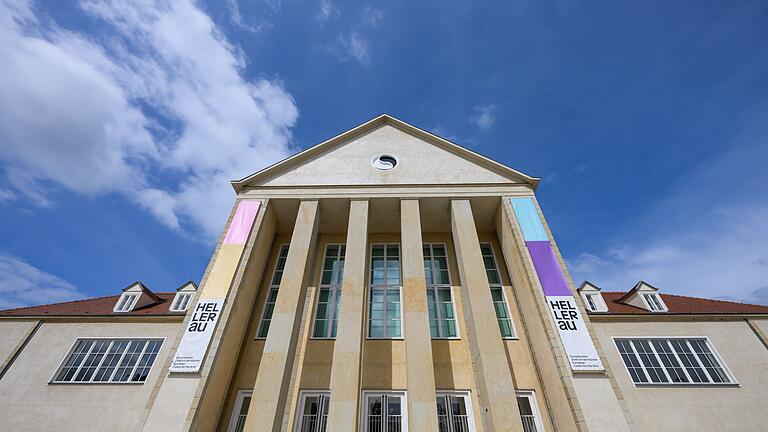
[244,199,524,432]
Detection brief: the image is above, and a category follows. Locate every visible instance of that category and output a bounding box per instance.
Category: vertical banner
[170,299,224,372]
[511,198,603,371]
[170,200,261,373]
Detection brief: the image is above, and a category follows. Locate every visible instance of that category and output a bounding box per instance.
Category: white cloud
[0,253,85,309]
[226,0,274,33]
[470,104,497,130]
[330,30,370,66]
[567,205,768,306]
[317,0,339,22]
[362,7,383,27]
[0,0,298,241]
[0,188,15,203]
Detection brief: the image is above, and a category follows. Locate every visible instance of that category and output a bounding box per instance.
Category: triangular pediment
[232,115,539,191]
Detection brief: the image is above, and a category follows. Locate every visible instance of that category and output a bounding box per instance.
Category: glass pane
[93,340,129,382]
[690,339,729,383]
[444,320,457,338]
[450,396,467,415]
[369,396,382,415]
[304,396,320,414]
[651,340,688,383]
[113,340,146,382]
[615,339,648,383]
[388,396,401,415]
[516,396,533,415]
[240,396,251,415]
[386,260,400,284]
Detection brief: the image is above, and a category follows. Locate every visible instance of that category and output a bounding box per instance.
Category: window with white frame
[424,244,458,338]
[368,244,402,339]
[480,243,515,338]
[228,390,252,432]
[584,293,599,311]
[296,391,330,432]
[516,391,544,432]
[114,293,140,312]
[643,293,665,312]
[313,245,345,338]
[436,392,474,432]
[614,338,734,385]
[52,338,162,384]
[257,244,290,338]
[363,391,407,432]
[170,292,193,312]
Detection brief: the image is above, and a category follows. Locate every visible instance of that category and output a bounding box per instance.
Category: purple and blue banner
[511,198,603,371]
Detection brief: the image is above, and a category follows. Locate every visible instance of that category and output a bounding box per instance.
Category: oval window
[372,154,398,170]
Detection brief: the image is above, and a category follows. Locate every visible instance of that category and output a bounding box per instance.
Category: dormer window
[114,293,140,312]
[585,294,599,311]
[169,281,198,313]
[170,293,193,312]
[577,281,608,313]
[113,282,161,313]
[617,281,669,312]
[643,293,666,312]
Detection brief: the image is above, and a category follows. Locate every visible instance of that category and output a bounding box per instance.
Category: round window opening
[372,154,398,170]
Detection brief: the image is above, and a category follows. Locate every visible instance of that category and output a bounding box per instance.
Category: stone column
[401,199,439,432]
[450,199,524,432]
[326,200,369,432]
[245,200,320,432]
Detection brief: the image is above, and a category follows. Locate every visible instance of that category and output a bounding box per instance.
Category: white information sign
[546,296,604,371]
[169,298,224,373]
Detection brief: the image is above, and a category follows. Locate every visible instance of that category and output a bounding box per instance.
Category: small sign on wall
[169,299,224,373]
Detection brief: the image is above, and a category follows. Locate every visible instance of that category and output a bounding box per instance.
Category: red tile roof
[598,292,768,315]
[0,292,181,316]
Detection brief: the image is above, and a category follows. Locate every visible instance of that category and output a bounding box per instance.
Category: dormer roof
[577,281,602,292]
[122,281,161,302]
[616,280,660,303]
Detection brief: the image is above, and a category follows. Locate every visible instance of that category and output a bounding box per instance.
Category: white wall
[0,320,38,369]
[592,320,768,432]
[0,320,181,432]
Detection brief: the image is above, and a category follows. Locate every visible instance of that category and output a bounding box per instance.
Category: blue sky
[1,0,767,308]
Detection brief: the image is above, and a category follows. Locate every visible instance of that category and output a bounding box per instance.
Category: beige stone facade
[1,115,767,432]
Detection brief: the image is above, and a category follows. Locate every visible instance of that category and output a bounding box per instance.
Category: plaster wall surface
[261,125,514,187]
[0,321,180,432]
[592,319,768,432]
[0,320,37,368]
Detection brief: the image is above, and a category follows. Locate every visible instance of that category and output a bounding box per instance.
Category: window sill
[309,337,337,341]
[366,337,405,341]
[431,337,461,341]
[502,337,519,340]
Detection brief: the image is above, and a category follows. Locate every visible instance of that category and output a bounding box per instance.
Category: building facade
[1,115,767,432]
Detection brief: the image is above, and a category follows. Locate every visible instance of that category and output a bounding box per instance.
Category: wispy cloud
[329,30,370,66]
[226,0,274,33]
[567,205,768,306]
[470,104,498,130]
[325,6,382,66]
[0,188,14,204]
[0,0,298,241]
[317,0,339,22]
[362,6,383,27]
[0,253,85,309]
